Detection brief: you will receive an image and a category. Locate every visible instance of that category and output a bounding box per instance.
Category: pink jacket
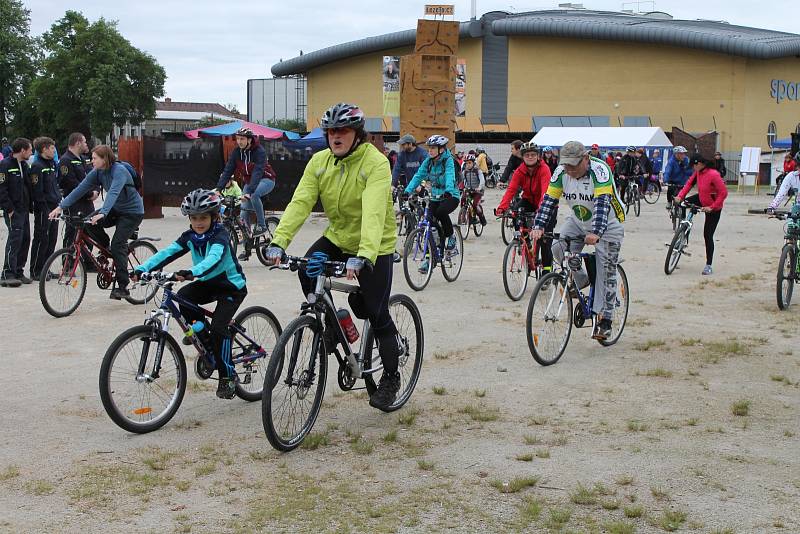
[678,167,727,211]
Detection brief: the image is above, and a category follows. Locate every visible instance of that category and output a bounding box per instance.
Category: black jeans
[685,194,721,265]
[30,204,59,277]
[2,209,30,279]
[178,281,247,379]
[430,195,459,240]
[94,212,143,289]
[518,199,554,269]
[665,184,682,204]
[298,236,399,375]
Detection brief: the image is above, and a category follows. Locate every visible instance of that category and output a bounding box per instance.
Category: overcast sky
[24,0,800,112]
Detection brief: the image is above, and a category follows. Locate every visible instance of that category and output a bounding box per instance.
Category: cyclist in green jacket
[265,103,402,411]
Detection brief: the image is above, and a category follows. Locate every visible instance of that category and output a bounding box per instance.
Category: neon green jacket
[271,142,397,263]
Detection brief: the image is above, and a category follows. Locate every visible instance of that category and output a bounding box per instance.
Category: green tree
[0,0,39,137]
[24,11,166,144]
[266,118,306,132]
[196,114,230,128]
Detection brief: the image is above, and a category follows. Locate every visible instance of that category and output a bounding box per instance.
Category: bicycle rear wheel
[262,315,327,452]
[526,272,573,366]
[403,228,435,291]
[643,182,660,204]
[502,239,529,301]
[255,216,282,266]
[598,264,629,347]
[441,226,464,282]
[362,294,424,412]
[777,243,796,310]
[664,226,687,275]
[233,306,282,401]
[126,240,158,305]
[39,247,87,318]
[99,325,186,433]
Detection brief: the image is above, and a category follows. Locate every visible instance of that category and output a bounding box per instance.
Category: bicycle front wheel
[664,226,687,275]
[233,306,282,401]
[777,244,796,310]
[643,182,660,204]
[126,240,158,305]
[262,315,328,452]
[502,239,529,301]
[39,247,87,318]
[472,210,484,237]
[526,272,573,366]
[403,228,435,291]
[99,325,187,433]
[458,206,472,239]
[501,215,513,245]
[598,264,630,347]
[362,294,424,412]
[441,226,464,282]
[634,193,641,217]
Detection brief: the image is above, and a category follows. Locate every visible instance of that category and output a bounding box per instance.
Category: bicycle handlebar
[271,255,347,277]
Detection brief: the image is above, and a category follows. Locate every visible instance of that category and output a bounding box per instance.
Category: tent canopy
[772,137,793,149]
[283,127,327,152]
[531,127,672,149]
[184,120,301,140]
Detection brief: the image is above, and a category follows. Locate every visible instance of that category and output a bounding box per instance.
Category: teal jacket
[405,150,460,199]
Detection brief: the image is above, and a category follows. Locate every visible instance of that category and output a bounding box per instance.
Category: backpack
[454,159,463,188]
[118,161,142,191]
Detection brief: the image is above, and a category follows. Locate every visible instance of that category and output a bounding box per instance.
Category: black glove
[175,270,194,280]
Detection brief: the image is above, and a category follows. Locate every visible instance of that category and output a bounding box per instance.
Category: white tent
[531,127,672,149]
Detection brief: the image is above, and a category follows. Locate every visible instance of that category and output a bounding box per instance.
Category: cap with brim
[689,154,706,165]
[673,146,687,153]
[398,134,416,145]
[559,141,588,166]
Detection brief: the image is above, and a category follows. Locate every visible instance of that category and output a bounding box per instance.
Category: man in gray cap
[392,134,428,190]
[531,140,625,341]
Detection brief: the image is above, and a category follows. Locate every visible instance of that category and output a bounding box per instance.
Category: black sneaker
[0,277,22,288]
[17,275,32,285]
[592,318,613,341]
[216,376,236,399]
[369,371,401,412]
[237,251,250,261]
[109,287,130,300]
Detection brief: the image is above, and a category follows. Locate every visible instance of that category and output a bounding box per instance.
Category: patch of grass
[657,510,687,531]
[570,483,598,505]
[69,464,172,506]
[639,367,673,378]
[545,507,572,530]
[433,349,457,360]
[634,339,666,352]
[517,496,542,526]
[417,460,435,471]
[707,340,751,359]
[174,480,191,492]
[432,386,446,395]
[459,404,499,422]
[528,415,548,426]
[491,476,539,494]
[785,430,795,438]
[602,499,621,510]
[383,430,398,443]
[523,434,541,445]
[515,453,534,462]
[194,462,216,477]
[535,448,551,459]
[662,304,675,310]
[709,529,735,534]
[350,437,374,455]
[24,480,55,496]
[615,474,634,486]
[627,420,649,432]
[301,431,330,450]
[731,399,751,416]
[603,520,635,534]
[770,375,794,386]
[623,505,644,518]
[0,465,20,481]
[398,407,421,426]
[650,486,670,501]
[686,417,700,426]
[140,447,175,471]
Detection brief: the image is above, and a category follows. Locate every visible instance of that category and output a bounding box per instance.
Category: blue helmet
[543,146,553,152]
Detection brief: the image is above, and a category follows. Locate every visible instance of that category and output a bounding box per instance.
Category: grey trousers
[553,217,623,321]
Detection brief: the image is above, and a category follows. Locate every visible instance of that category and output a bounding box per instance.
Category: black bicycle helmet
[626,145,636,152]
[794,151,800,164]
[181,188,222,216]
[235,127,254,138]
[519,141,540,155]
[320,103,365,130]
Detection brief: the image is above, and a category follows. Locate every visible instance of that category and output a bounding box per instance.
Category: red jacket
[784,159,797,174]
[497,161,551,212]
[678,167,728,211]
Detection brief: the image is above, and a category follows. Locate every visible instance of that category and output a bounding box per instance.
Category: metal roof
[270,10,800,76]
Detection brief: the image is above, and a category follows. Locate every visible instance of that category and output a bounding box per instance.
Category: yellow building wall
[741,57,800,149]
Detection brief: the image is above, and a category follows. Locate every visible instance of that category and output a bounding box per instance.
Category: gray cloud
[25,0,800,111]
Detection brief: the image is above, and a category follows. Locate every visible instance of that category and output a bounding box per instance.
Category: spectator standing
[500,140,524,185]
[0,138,34,287]
[391,134,427,189]
[712,152,727,179]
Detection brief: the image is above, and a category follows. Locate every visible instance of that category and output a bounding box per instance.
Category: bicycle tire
[233,306,282,401]
[643,183,660,204]
[526,272,573,366]
[777,243,796,310]
[262,314,327,452]
[226,222,240,257]
[462,212,472,239]
[502,239,529,301]
[403,228,435,291]
[125,240,158,305]
[598,264,630,347]
[664,226,687,275]
[441,226,464,282]
[254,216,281,267]
[501,215,513,245]
[634,193,641,217]
[39,247,87,318]
[472,210,484,237]
[362,294,424,412]
[670,207,678,232]
[99,325,187,433]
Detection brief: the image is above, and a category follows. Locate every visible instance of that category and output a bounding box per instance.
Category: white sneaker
[702,265,713,275]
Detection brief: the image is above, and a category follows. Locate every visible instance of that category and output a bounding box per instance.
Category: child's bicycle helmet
[181,189,222,216]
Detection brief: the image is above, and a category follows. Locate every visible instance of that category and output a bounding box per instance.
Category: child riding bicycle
[132,189,247,399]
[460,154,487,226]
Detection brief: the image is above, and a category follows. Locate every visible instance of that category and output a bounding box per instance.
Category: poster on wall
[455,58,466,117]
[383,56,400,116]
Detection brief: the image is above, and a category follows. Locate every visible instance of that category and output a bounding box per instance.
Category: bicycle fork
[137,317,171,383]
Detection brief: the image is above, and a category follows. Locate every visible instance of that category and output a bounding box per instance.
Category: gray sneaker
[701,265,713,276]
[0,277,22,288]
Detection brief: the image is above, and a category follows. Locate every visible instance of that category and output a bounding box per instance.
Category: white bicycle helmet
[520,142,540,155]
[426,135,449,147]
[320,103,365,130]
[181,188,222,216]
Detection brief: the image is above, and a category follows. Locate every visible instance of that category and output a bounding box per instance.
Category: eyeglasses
[326,127,353,135]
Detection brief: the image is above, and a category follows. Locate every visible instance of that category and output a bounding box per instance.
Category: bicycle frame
[512,211,540,270]
[409,196,445,266]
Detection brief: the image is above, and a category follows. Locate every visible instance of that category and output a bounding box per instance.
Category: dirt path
[0,191,797,533]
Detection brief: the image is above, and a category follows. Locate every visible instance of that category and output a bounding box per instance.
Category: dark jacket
[616,154,648,177]
[501,154,523,183]
[713,157,727,178]
[0,156,32,214]
[391,146,428,187]
[30,157,61,208]
[217,140,272,189]
[58,149,96,214]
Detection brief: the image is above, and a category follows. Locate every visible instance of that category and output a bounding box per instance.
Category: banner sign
[455,58,466,117]
[383,56,401,117]
[425,4,455,16]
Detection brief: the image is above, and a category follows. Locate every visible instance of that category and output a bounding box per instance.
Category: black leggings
[430,195,459,239]
[178,281,247,378]
[685,194,721,266]
[298,237,399,374]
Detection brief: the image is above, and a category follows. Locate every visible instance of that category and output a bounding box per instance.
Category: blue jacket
[663,156,693,186]
[404,150,460,199]
[60,162,144,216]
[391,146,428,187]
[135,223,246,291]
